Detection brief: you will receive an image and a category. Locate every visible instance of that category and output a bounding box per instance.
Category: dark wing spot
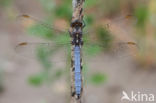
[125,14,133,19]
[18,42,28,46]
[21,14,30,18]
[127,42,136,45]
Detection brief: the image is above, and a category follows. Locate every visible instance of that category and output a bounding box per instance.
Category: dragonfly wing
[15,42,53,59]
[82,14,138,61]
[109,41,137,58]
[15,42,71,63]
[16,14,68,34]
[84,14,137,35]
[82,41,137,62]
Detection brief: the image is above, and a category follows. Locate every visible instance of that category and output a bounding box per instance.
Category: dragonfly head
[71,20,83,34]
[71,20,83,31]
[71,20,83,27]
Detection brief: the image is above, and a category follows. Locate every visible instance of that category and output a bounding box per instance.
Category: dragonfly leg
[68,29,73,37]
[71,89,81,99]
[82,19,86,28]
[72,67,75,71]
[71,59,75,71]
[80,58,83,70]
[80,40,83,45]
[76,94,80,99]
[71,91,81,99]
[71,91,76,97]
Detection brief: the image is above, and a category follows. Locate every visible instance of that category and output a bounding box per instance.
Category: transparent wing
[82,41,137,62]
[84,14,137,35]
[15,42,71,63]
[16,14,68,34]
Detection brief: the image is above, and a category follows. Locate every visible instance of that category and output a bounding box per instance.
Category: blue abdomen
[74,46,81,97]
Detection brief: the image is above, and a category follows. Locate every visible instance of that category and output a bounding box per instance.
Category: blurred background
[0,0,156,103]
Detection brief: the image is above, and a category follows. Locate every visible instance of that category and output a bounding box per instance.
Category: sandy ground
[0,0,156,103]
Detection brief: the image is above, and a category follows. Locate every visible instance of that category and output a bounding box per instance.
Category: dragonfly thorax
[71,33,83,46]
[69,20,84,46]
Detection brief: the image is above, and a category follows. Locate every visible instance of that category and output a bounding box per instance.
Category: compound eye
[78,23,82,27]
[71,20,83,27]
[71,23,75,27]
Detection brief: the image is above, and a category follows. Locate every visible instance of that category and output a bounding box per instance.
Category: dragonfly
[15,14,137,99]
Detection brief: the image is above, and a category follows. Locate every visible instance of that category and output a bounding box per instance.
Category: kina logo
[121,91,155,102]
